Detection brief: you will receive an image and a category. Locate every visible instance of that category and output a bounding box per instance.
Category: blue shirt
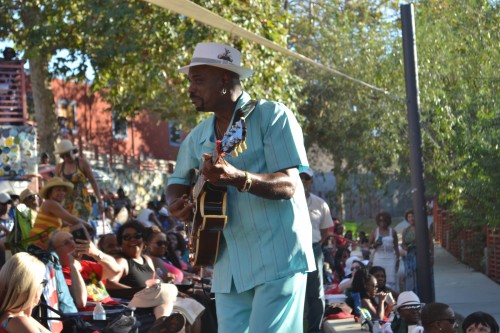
[168,92,315,293]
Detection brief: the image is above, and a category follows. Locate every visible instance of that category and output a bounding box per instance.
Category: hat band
[191,57,236,66]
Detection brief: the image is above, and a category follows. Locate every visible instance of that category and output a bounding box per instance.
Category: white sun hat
[344,256,362,276]
[393,291,424,311]
[178,42,254,79]
[55,140,77,155]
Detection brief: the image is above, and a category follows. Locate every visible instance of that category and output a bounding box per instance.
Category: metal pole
[400,3,435,303]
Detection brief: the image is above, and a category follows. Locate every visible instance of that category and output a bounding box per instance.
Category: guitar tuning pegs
[237,144,243,153]
[242,140,247,150]
[233,149,239,157]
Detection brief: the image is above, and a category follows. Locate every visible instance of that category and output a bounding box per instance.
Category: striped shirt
[29,211,62,248]
[168,92,315,293]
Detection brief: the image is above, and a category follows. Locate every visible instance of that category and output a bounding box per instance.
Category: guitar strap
[188,100,258,185]
[233,99,258,124]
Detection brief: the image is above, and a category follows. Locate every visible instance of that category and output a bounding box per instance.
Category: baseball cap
[0,192,12,204]
[159,207,169,217]
[300,168,314,178]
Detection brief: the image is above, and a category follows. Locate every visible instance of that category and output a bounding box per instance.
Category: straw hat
[40,177,74,199]
[393,291,423,311]
[20,188,38,202]
[128,283,177,309]
[54,140,77,155]
[178,42,254,79]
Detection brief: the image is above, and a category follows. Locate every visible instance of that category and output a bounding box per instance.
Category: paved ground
[434,245,500,323]
[324,244,500,332]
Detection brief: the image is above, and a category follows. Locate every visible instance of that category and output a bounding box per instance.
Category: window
[169,120,182,146]
[57,99,77,133]
[112,111,128,139]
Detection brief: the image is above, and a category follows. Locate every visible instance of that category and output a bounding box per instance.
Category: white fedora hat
[393,291,424,311]
[178,42,254,79]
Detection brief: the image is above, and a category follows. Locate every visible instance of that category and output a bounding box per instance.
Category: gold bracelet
[238,171,252,192]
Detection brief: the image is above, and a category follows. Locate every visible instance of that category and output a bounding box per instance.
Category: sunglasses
[400,305,422,311]
[300,174,312,181]
[155,240,168,247]
[60,149,77,158]
[122,233,143,241]
[41,279,48,288]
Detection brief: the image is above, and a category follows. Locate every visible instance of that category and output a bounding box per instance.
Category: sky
[1,39,95,80]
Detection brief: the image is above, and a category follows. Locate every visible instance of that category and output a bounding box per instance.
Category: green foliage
[1,0,301,127]
[414,0,499,226]
[288,0,407,214]
[1,0,498,228]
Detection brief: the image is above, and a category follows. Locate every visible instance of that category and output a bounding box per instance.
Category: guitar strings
[215,119,224,140]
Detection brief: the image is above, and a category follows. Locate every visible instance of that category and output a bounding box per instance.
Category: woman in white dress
[369,212,400,290]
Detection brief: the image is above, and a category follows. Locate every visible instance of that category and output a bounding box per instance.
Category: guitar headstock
[219,119,247,157]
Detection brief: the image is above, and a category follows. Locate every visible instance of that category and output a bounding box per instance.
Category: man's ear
[221,72,232,85]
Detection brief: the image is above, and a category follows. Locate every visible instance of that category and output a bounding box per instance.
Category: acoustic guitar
[189,100,257,266]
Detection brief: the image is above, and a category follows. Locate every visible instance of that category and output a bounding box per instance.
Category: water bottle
[383,321,393,333]
[373,321,382,333]
[93,301,106,320]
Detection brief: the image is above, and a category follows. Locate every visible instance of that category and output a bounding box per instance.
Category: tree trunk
[29,55,56,162]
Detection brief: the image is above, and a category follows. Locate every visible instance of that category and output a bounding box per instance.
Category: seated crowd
[321,221,499,333]
[1,178,498,333]
[0,179,210,333]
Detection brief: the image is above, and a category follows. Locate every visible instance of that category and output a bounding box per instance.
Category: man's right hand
[168,194,193,222]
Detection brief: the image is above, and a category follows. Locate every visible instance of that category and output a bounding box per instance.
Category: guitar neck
[193,140,222,200]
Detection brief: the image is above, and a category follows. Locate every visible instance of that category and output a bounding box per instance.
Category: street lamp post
[401,3,435,303]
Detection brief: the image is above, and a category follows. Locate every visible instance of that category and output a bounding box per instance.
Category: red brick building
[51,79,181,172]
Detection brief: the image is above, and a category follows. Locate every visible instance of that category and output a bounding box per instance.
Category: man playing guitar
[166,42,314,333]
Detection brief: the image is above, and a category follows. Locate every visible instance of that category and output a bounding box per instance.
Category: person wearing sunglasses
[0,252,51,333]
[338,256,365,292]
[350,267,389,321]
[54,139,103,221]
[144,227,184,284]
[299,168,334,333]
[391,291,423,333]
[144,227,210,333]
[106,221,189,333]
[421,302,458,333]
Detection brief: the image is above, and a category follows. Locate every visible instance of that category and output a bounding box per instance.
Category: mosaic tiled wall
[94,166,167,209]
[0,125,37,178]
